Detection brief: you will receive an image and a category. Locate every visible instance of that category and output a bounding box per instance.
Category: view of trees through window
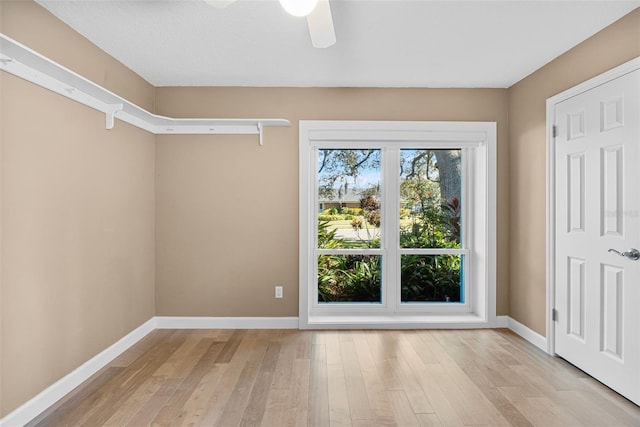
[316,148,463,304]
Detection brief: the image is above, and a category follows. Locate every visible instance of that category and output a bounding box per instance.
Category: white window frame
[299,121,497,329]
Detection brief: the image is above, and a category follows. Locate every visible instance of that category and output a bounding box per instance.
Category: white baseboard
[0,318,156,427]
[154,316,299,329]
[504,316,548,352]
[1,316,297,426]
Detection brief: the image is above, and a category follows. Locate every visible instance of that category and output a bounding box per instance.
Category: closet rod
[0,33,290,144]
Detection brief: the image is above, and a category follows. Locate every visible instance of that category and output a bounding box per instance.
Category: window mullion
[384,147,400,311]
[462,147,472,306]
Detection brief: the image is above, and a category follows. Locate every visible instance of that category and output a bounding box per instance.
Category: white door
[555,68,640,405]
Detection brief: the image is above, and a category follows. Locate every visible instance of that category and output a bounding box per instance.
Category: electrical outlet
[275,286,283,299]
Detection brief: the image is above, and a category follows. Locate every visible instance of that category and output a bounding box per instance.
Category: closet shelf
[0,34,290,145]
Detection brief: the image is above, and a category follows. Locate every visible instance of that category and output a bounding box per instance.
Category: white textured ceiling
[36,0,639,88]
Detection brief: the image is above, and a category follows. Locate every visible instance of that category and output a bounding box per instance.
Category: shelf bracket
[105,103,124,130]
[258,122,264,146]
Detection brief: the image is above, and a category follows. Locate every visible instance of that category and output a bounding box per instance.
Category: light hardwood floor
[29,329,640,426]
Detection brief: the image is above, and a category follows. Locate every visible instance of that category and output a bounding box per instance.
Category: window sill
[303,313,492,329]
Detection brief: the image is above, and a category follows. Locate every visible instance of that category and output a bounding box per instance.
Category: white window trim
[299,121,497,329]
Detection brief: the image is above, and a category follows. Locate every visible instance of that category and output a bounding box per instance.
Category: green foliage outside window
[316,148,463,304]
[317,221,381,303]
[317,196,461,303]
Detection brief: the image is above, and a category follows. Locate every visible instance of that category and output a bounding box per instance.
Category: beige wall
[508,8,640,335]
[154,88,510,317]
[0,1,156,416]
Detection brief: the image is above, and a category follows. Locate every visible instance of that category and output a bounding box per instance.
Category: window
[299,121,496,328]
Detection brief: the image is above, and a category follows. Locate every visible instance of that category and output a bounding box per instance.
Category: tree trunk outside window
[434,150,461,202]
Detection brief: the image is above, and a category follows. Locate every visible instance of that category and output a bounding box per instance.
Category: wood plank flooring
[29,329,640,426]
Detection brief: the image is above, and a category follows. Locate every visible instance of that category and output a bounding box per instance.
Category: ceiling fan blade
[204,0,237,8]
[307,0,336,48]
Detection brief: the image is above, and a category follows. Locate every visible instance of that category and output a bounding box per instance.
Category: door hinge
[552,125,558,138]
[552,308,558,322]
